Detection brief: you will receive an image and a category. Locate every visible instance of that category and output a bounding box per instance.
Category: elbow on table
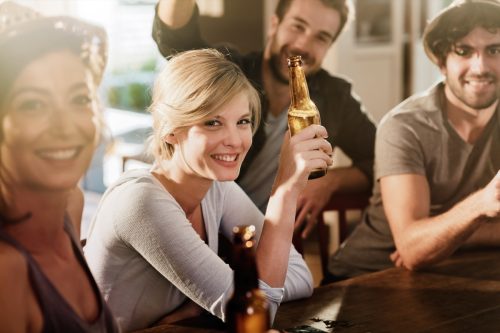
[402,260,425,272]
[397,248,431,272]
[283,271,314,302]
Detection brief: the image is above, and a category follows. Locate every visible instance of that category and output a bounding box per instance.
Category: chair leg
[317,214,330,277]
[338,211,347,243]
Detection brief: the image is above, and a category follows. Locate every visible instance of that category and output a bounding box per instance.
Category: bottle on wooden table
[287,55,327,179]
[226,225,270,333]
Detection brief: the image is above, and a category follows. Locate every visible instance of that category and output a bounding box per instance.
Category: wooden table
[274,249,500,332]
[135,249,500,333]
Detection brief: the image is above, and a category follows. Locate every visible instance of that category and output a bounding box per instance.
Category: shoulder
[233,51,262,72]
[381,83,444,131]
[95,169,184,234]
[310,70,366,118]
[0,242,27,279]
[0,242,29,303]
[223,50,263,89]
[104,169,165,203]
[311,69,353,95]
[93,169,173,226]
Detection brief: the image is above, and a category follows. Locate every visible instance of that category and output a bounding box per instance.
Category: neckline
[438,86,499,148]
[0,218,105,329]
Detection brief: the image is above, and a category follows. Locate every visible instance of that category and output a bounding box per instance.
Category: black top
[0,219,119,333]
[152,5,376,182]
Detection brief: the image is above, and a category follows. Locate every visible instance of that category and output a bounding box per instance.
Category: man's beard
[269,53,289,85]
[447,74,500,110]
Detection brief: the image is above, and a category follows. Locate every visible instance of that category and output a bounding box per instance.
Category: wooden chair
[121,152,153,172]
[293,191,370,277]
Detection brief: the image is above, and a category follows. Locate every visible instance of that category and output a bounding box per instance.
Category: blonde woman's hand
[273,125,332,196]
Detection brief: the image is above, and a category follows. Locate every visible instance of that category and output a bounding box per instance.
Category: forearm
[328,166,370,194]
[464,217,500,247]
[153,0,207,56]
[258,125,331,285]
[157,0,195,28]
[256,187,299,288]
[396,190,488,269]
[281,246,313,301]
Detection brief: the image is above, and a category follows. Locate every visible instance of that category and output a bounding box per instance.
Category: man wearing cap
[324,0,500,282]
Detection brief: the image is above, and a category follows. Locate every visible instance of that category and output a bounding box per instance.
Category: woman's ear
[164,133,177,145]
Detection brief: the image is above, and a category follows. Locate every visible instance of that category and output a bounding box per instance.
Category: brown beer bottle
[226,225,270,333]
[287,55,327,179]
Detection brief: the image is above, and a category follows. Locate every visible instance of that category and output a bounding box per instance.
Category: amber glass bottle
[287,55,327,179]
[226,225,270,333]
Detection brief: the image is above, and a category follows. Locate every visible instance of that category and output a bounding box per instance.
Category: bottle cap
[287,55,302,67]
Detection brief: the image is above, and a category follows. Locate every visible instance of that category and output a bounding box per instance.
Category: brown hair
[425,2,500,66]
[274,0,354,42]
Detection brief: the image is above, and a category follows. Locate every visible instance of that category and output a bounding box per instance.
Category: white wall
[17,0,159,72]
[410,0,444,93]
[324,0,405,124]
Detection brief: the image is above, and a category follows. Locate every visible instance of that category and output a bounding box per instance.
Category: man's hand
[480,170,500,219]
[294,166,370,239]
[390,250,405,268]
[295,178,333,239]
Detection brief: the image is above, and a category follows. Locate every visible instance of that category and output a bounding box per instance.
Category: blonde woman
[85,48,332,331]
[0,2,118,332]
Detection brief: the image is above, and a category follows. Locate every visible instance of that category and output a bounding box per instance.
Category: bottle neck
[288,64,311,108]
[233,246,259,294]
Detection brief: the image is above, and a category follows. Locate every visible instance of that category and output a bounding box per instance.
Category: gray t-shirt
[239,110,288,212]
[84,169,313,332]
[329,82,500,278]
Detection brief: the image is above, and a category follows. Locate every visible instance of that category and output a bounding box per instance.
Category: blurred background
[15,0,453,261]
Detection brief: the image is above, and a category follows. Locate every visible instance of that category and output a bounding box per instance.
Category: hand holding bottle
[287,55,328,179]
[273,125,332,197]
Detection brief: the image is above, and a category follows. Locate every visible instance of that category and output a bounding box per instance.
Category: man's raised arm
[157,0,195,29]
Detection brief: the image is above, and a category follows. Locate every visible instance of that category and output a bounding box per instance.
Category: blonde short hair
[148,48,261,163]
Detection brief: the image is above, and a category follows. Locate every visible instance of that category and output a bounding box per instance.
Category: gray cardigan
[84,169,313,332]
